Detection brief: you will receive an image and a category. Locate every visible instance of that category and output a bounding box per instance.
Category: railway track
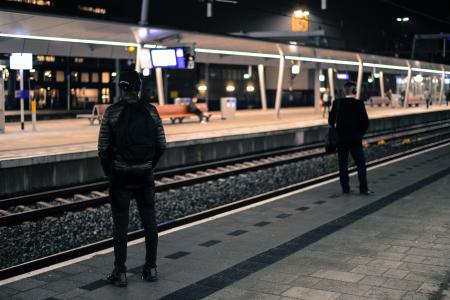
[1,120,450,227]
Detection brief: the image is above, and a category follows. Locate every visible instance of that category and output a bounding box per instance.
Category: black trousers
[109,186,158,272]
[337,144,368,193]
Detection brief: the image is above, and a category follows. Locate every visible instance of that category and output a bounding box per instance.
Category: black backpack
[114,100,156,164]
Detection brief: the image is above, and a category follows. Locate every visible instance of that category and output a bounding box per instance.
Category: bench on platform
[368,96,390,107]
[156,103,215,124]
[76,104,110,125]
[406,96,423,107]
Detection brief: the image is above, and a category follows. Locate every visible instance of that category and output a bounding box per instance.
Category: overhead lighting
[413,74,423,83]
[402,17,409,22]
[226,83,235,92]
[197,82,208,92]
[373,72,380,78]
[286,55,360,66]
[293,9,309,18]
[292,64,301,75]
[243,73,251,79]
[142,68,150,76]
[0,33,139,47]
[318,74,325,81]
[363,63,409,71]
[195,48,282,59]
[411,67,444,75]
[368,77,374,83]
[111,72,117,77]
[396,17,402,22]
[289,41,298,45]
[445,78,450,84]
[246,84,255,92]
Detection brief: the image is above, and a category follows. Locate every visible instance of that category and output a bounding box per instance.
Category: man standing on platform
[98,69,166,287]
[328,81,373,195]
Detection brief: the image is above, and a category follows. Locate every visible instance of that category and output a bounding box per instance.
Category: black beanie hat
[119,69,141,91]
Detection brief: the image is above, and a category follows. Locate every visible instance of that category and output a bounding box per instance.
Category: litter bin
[220,97,237,120]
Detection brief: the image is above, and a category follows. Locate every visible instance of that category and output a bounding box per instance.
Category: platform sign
[14,90,30,99]
[291,15,309,32]
[10,53,33,70]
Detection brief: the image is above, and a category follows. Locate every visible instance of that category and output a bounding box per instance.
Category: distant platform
[4,110,86,122]
[1,105,450,198]
[1,142,449,300]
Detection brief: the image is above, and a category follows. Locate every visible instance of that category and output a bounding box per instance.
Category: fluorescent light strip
[195,48,282,59]
[363,62,409,71]
[285,55,360,66]
[411,67,444,75]
[0,33,139,47]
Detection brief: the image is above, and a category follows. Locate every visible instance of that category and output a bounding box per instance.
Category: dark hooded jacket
[98,91,166,187]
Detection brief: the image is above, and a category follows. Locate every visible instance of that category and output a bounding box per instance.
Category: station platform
[1,106,450,198]
[1,142,449,300]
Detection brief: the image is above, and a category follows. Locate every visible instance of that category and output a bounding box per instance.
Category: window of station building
[91,72,99,83]
[101,72,110,84]
[56,71,65,82]
[74,57,84,64]
[81,72,90,83]
[71,72,79,82]
[44,70,52,82]
[5,0,52,7]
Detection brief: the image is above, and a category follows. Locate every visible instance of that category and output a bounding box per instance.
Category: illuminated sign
[150,47,195,69]
[10,53,33,70]
[336,73,349,80]
[291,15,309,32]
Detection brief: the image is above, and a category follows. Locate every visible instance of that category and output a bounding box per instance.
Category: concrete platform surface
[1,106,449,161]
[1,142,449,299]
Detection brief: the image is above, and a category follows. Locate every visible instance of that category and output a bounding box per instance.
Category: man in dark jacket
[98,69,166,287]
[328,81,372,195]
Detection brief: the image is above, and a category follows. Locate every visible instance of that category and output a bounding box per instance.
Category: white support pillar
[439,67,445,105]
[379,71,385,98]
[404,62,412,108]
[156,67,165,105]
[314,63,321,112]
[135,45,142,73]
[275,46,285,119]
[327,67,335,100]
[0,68,4,133]
[258,64,268,111]
[356,55,363,100]
[19,69,25,130]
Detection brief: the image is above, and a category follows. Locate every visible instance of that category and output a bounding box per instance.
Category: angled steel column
[0,68,4,133]
[356,55,363,100]
[327,67,335,100]
[139,0,150,26]
[404,62,412,108]
[379,71,385,98]
[314,63,321,112]
[275,45,285,118]
[439,67,445,105]
[258,64,268,111]
[156,67,165,105]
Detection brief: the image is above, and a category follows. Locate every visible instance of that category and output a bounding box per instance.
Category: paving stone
[33,271,70,283]
[416,282,441,294]
[398,262,447,274]
[402,255,426,263]
[404,272,444,284]
[347,257,373,265]
[282,286,341,300]
[212,287,280,300]
[51,288,87,299]
[289,276,322,288]
[406,248,449,258]
[368,259,403,269]
[5,278,47,292]
[359,276,387,286]
[0,286,19,298]
[43,279,80,293]
[311,270,364,283]
[400,291,430,300]
[245,280,291,295]
[259,272,298,284]
[13,287,57,300]
[58,264,90,275]
[313,279,372,296]
[382,269,409,279]
[337,294,379,300]
[387,246,411,254]
[421,257,450,267]
[374,252,406,261]
[380,278,422,291]
[364,287,406,299]
[351,265,390,276]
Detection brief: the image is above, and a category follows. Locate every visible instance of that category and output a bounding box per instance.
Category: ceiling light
[402,17,409,22]
[396,17,402,22]
[318,74,325,81]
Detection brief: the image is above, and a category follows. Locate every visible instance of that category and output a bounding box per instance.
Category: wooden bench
[368,96,390,107]
[156,103,215,124]
[76,104,110,125]
[406,96,423,107]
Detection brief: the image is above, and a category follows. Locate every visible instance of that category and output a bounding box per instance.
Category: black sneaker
[360,190,374,195]
[142,265,158,282]
[107,269,128,287]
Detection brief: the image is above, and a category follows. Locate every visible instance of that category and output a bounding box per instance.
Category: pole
[379,71,385,98]
[66,69,71,112]
[31,97,36,131]
[404,63,412,108]
[20,69,25,130]
[314,63,321,112]
[327,68,335,100]
[156,67,165,105]
[205,63,209,107]
[114,59,120,103]
[440,68,445,105]
[275,45,285,119]
[258,64,268,111]
[356,55,363,100]
[0,68,5,133]
[139,0,150,26]
[135,45,142,73]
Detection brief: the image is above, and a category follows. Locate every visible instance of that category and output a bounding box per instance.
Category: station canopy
[0,10,449,75]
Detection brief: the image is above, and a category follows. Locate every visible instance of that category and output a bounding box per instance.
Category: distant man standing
[424,88,432,109]
[98,69,166,287]
[328,81,372,195]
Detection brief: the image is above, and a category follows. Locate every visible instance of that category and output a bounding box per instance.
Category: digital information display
[150,48,191,69]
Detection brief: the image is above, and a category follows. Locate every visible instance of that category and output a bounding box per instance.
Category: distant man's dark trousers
[109,186,158,272]
[337,144,368,193]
